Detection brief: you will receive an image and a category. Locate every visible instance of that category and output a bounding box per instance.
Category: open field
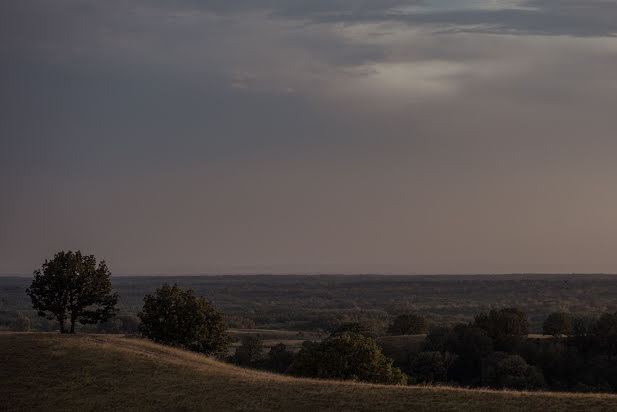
[3,333,617,411]
[227,328,326,354]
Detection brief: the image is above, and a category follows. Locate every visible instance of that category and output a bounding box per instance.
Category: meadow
[3,332,617,412]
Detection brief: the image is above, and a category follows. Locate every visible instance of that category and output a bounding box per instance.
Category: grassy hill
[2,333,617,411]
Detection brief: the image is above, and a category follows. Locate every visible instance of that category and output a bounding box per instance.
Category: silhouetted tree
[594,312,617,359]
[26,250,118,333]
[233,335,264,366]
[474,308,528,351]
[423,326,456,352]
[481,352,544,390]
[448,324,493,385]
[543,312,573,337]
[289,332,407,385]
[331,322,376,337]
[138,283,230,355]
[388,313,428,335]
[572,315,597,337]
[267,343,295,373]
[410,351,457,383]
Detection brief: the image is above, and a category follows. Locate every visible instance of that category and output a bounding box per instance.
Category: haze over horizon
[2,0,617,275]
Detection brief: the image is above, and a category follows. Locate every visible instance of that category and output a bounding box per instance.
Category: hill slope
[2,333,617,411]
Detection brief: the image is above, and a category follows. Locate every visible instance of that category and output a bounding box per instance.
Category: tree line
[23,251,617,392]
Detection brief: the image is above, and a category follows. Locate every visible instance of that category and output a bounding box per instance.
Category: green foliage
[267,343,295,373]
[8,274,617,333]
[387,313,428,335]
[543,312,573,337]
[138,283,230,355]
[13,313,30,331]
[474,308,529,343]
[233,335,264,366]
[423,326,455,352]
[572,314,597,336]
[593,312,617,357]
[26,250,118,333]
[409,351,457,383]
[481,353,544,390]
[289,333,407,385]
[330,322,377,338]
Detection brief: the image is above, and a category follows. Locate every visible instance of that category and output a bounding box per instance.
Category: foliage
[13,313,31,331]
[8,274,617,333]
[409,351,457,383]
[474,307,529,351]
[387,313,428,335]
[593,312,617,358]
[288,332,407,385]
[267,343,295,373]
[543,312,573,337]
[138,283,230,355]
[330,322,377,337]
[233,335,264,366]
[572,315,597,336]
[26,251,118,333]
[481,353,544,390]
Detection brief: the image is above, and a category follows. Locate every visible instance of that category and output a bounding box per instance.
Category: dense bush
[232,335,264,366]
[288,333,407,385]
[409,351,457,383]
[543,312,573,337]
[138,283,230,355]
[267,343,295,373]
[388,314,428,335]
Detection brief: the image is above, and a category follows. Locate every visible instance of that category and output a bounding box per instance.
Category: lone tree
[138,283,230,355]
[388,313,428,335]
[26,250,118,333]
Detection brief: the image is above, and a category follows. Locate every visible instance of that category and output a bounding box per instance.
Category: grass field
[227,328,326,355]
[2,333,617,411]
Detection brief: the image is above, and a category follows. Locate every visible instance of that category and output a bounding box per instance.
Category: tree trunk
[58,317,66,334]
[70,315,76,334]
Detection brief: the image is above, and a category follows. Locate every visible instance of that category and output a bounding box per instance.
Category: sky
[1,0,617,275]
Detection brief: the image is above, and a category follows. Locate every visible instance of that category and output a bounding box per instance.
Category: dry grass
[2,333,617,411]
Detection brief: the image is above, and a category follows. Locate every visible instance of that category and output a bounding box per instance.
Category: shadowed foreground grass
[2,333,617,411]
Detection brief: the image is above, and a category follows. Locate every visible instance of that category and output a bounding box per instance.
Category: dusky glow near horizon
[2,0,617,275]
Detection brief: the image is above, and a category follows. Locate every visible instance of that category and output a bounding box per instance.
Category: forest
[2,274,617,334]
[5,273,617,393]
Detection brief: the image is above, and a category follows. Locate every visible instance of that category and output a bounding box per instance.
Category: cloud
[2,0,617,273]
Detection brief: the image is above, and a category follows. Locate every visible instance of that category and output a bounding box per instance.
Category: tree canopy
[387,313,428,335]
[138,283,230,355]
[26,250,118,333]
[288,332,407,385]
[543,312,573,337]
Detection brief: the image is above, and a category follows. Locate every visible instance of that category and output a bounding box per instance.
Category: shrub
[233,335,264,366]
[388,314,428,335]
[138,283,230,355]
[288,332,407,385]
[543,312,573,337]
